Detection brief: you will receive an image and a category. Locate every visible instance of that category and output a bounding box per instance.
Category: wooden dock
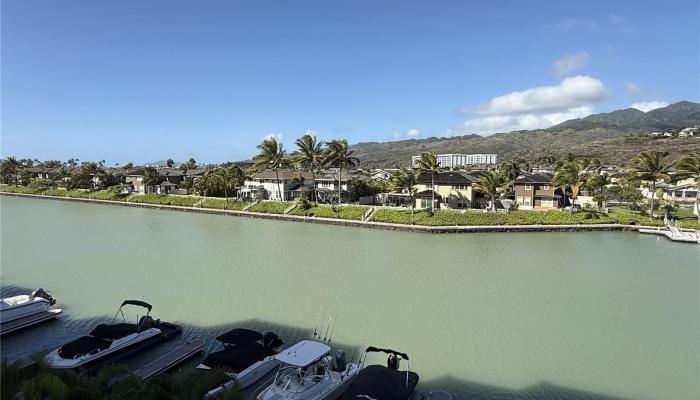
[0,309,62,336]
[134,339,205,380]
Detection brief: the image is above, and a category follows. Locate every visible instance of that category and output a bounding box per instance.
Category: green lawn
[200,198,247,211]
[247,201,293,214]
[290,205,369,220]
[371,209,622,226]
[130,194,200,207]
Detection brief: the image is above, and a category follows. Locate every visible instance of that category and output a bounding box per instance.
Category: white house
[240,170,314,201]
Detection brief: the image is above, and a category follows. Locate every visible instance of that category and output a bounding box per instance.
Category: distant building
[411,153,497,168]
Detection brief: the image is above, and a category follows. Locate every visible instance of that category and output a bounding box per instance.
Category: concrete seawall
[1,192,647,234]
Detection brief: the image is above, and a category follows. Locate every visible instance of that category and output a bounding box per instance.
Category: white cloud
[391,129,421,141]
[553,52,590,76]
[553,18,599,32]
[466,75,608,116]
[629,101,668,112]
[447,106,594,136]
[261,133,283,142]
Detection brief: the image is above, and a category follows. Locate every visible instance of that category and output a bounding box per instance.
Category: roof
[159,181,178,186]
[251,170,314,180]
[275,340,330,367]
[416,171,479,185]
[415,189,441,198]
[514,173,554,184]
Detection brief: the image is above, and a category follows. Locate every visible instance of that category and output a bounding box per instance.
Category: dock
[639,227,699,244]
[134,339,205,380]
[0,309,62,336]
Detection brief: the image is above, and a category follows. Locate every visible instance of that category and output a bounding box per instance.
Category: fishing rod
[327,313,338,345]
[317,309,326,341]
[312,306,322,340]
[323,314,333,342]
[349,343,359,364]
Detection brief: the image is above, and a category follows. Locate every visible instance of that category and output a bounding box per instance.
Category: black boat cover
[341,365,419,400]
[216,328,263,345]
[201,342,276,373]
[90,323,139,340]
[366,346,410,360]
[120,300,152,312]
[58,336,112,359]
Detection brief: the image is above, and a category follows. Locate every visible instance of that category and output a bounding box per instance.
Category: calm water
[1,196,698,400]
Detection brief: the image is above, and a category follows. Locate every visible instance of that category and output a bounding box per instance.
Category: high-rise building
[411,153,497,168]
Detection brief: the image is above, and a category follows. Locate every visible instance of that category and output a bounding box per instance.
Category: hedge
[200,198,247,211]
[371,209,619,226]
[130,194,200,207]
[290,205,369,220]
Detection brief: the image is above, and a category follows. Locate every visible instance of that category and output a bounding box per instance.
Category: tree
[674,152,700,221]
[180,158,197,172]
[499,159,529,194]
[254,137,287,200]
[210,165,244,200]
[292,134,325,203]
[143,166,162,190]
[629,150,671,218]
[415,152,440,212]
[587,172,611,195]
[323,139,360,205]
[391,165,419,221]
[1,157,21,185]
[124,162,134,170]
[474,170,507,211]
[166,158,175,168]
[552,160,589,211]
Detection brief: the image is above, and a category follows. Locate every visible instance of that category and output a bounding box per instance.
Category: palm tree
[415,152,440,212]
[254,137,287,200]
[499,159,529,195]
[323,139,359,205]
[587,172,611,195]
[474,170,507,211]
[391,165,419,221]
[293,134,325,202]
[1,157,21,185]
[211,165,244,201]
[674,152,700,221]
[629,149,671,218]
[552,161,588,211]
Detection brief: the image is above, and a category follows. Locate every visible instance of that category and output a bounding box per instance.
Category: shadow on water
[2,284,637,400]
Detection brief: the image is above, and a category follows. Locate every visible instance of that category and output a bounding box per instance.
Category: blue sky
[2,0,698,164]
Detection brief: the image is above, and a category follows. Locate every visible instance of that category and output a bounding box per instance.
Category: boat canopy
[341,365,419,400]
[216,328,263,345]
[120,300,152,312]
[275,340,330,367]
[366,346,410,360]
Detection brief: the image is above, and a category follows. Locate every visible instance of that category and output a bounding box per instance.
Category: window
[516,196,523,205]
[524,184,533,190]
[543,185,550,190]
[452,184,467,190]
[426,183,433,188]
[524,196,532,206]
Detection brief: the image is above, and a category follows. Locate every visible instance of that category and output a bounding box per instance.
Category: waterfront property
[414,171,486,210]
[239,169,355,202]
[512,172,564,210]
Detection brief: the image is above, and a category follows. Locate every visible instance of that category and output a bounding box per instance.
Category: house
[27,167,57,180]
[240,170,314,201]
[123,168,146,194]
[513,173,563,209]
[414,171,484,210]
[314,170,355,203]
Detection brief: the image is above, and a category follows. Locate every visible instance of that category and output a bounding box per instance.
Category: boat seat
[90,323,139,340]
[58,336,112,359]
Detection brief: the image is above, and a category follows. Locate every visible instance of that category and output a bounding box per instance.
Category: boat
[341,346,420,400]
[1,288,57,323]
[197,328,284,397]
[44,300,181,369]
[256,340,362,400]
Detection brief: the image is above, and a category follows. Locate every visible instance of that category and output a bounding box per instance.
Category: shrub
[131,194,199,207]
[0,185,40,194]
[201,198,246,211]
[371,209,618,226]
[93,186,128,201]
[248,201,292,214]
[290,205,369,220]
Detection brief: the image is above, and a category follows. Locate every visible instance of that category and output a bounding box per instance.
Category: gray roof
[514,173,554,184]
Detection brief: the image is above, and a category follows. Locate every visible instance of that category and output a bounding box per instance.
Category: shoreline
[0,192,656,234]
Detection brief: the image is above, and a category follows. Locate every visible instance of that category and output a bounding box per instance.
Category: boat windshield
[273,359,332,394]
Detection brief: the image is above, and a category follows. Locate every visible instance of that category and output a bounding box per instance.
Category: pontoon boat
[341,347,420,400]
[197,328,284,397]
[44,300,181,369]
[257,340,361,400]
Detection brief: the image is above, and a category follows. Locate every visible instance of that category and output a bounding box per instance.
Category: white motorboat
[257,340,361,400]
[0,288,56,323]
[197,328,284,398]
[44,300,181,369]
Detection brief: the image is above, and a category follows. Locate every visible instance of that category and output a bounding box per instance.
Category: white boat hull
[0,295,52,323]
[257,362,361,400]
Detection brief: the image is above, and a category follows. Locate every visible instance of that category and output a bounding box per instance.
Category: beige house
[414,171,483,209]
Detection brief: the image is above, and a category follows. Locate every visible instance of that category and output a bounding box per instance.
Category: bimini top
[275,340,330,367]
[341,365,419,400]
[120,300,152,312]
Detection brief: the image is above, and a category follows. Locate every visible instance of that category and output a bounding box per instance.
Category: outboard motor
[387,353,400,370]
[332,349,347,372]
[31,288,56,306]
[138,315,156,331]
[263,332,283,349]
